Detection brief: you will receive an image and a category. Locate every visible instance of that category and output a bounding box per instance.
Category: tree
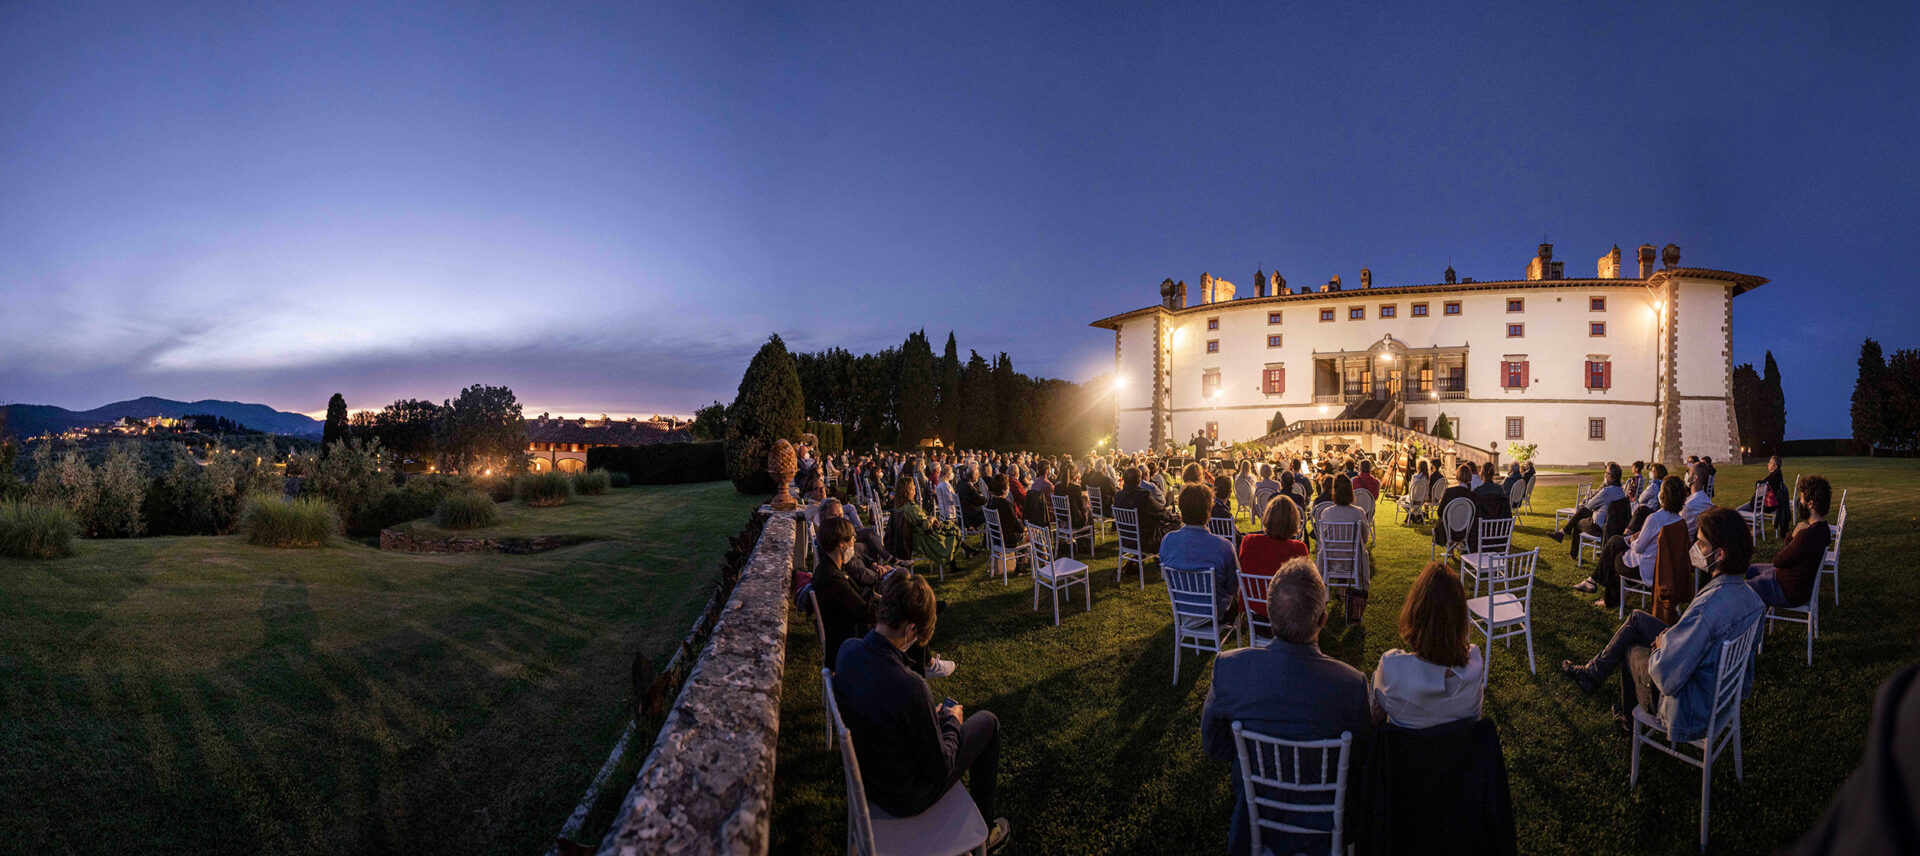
[935,332,962,445]
[991,353,1020,445]
[0,410,18,501]
[1760,351,1787,456]
[1732,363,1763,454]
[724,334,805,494]
[1268,411,1287,435]
[321,393,349,455]
[895,330,937,445]
[1851,339,1889,454]
[690,401,729,441]
[307,437,393,530]
[1888,349,1920,452]
[437,385,527,475]
[92,442,148,538]
[1433,412,1454,440]
[957,350,996,449]
[375,399,443,466]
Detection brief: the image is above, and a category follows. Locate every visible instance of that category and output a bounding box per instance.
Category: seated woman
[1746,474,1832,608]
[1372,561,1485,728]
[1316,474,1374,622]
[1055,462,1095,552]
[812,516,879,669]
[1561,508,1767,735]
[1236,496,1308,632]
[891,477,977,568]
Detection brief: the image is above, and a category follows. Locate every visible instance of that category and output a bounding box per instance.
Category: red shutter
[1602,360,1612,390]
[1521,361,1530,388]
[1278,367,1286,394]
[1499,361,1510,388]
[1584,360,1594,389]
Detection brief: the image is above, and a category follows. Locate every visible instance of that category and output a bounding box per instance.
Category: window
[1207,317,1219,331]
[1320,308,1335,322]
[1206,339,1219,353]
[1590,321,1606,337]
[1409,417,1427,433]
[1590,296,1607,312]
[1443,301,1461,316]
[1205,421,1219,440]
[1201,370,1221,399]
[1267,334,1283,348]
[1506,417,1525,439]
[1263,367,1286,395]
[1507,323,1525,338]
[1585,359,1613,390]
[1268,311,1283,325]
[1379,304,1397,318]
[1411,302,1429,317]
[1507,298,1525,313]
[1501,360,1530,389]
[1589,418,1607,440]
[1349,306,1366,320]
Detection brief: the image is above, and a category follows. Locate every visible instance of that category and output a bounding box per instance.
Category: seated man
[1114,466,1176,552]
[1576,475,1685,606]
[1500,462,1524,495]
[1746,474,1833,608]
[1626,462,1670,534]
[1561,509,1766,736]
[834,573,1010,851]
[1160,484,1241,624]
[1350,459,1381,499]
[1681,464,1715,537]
[955,468,989,527]
[1202,558,1371,855]
[819,498,898,573]
[1551,462,1627,560]
[1430,464,1480,549]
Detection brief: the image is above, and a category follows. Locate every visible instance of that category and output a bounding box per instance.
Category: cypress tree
[935,332,961,445]
[1433,412,1454,440]
[321,393,348,456]
[1762,351,1787,456]
[895,331,937,446]
[1851,339,1887,454]
[724,334,805,494]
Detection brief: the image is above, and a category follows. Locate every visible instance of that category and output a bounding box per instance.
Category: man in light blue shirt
[1552,462,1628,559]
[1681,463,1715,537]
[1159,483,1240,621]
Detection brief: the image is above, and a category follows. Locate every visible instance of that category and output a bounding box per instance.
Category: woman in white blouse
[1372,561,1485,729]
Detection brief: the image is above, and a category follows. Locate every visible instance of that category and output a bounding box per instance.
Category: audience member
[1114,466,1175,551]
[1237,496,1309,631]
[1681,464,1714,536]
[1160,484,1241,623]
[1351,460,1381,499]
[1576,476,1685,608]
[1372,561,1485,728]
[1739,455,1791,540]
[1746,475,1832,609]
[1430,464,1479,548]
[1551,462,1627,561]
[1318,474,1374,621]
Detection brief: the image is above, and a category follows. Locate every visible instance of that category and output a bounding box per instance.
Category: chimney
[1175,280,1188,308]
[1199,272,1216,305]
[1325,275,1342,292]
[1360,267,1372,289]
[1661,243,1682,270]
[1159,278,1178,310]
[1638,244,1657,278]
[1549,260,1564,279]
[1527,243,1554,281]
[1255,269,1268,298]
[1444,265,1457,284]
[1275,273,1289,295]
[1598,245,1622,279]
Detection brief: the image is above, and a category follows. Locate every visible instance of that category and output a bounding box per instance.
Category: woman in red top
[1237,495,1309,622]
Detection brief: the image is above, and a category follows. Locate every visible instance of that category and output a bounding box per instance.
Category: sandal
[1573,578,1598,593]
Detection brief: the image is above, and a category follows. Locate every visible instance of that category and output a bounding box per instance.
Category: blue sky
[2,2,1914,435]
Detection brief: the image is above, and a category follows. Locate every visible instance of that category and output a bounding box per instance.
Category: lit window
[1202,371,1221,398]
[1267,334,1283,348]
[1320,308,1335,322]
[1506,417,1524,439]
[1589,417,1607,439]
[1409,417,1427,433]
[1268,311,1283,325]
[1262,367,1285,394]
[1507,323,1525,338]
[1443,301,1461,316]
[1206,339,1219,353]
[1412,303,1429,317]
[1590,296,1607,312]
[1590,321,1606,337]
[1207,317,1219,331]
[1507,298,1525,313]
[1349,307,1365,320]
[1380,305,1396,318]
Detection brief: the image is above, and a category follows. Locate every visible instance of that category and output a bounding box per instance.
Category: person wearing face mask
[812,516,955,678]
[834,572,1012,853]
[1560,508,1766,737]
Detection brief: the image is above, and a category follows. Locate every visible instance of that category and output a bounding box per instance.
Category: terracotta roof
[526,419,692,446]
[1088,268,1767,329]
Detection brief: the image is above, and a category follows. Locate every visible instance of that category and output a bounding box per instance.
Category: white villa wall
[1115,318,1159,453]
[1673,278,1736,459]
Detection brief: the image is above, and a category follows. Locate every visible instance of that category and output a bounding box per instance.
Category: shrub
[241,495,338,547]
[483,475,518,503]
[434,490,501,530]
[0,501,78,559]
[572,469,611,495]
[517,471,573,507]
[351,474,470,536]
[608,470,631,489]
[588,441,726,485]
[725,334,804,494]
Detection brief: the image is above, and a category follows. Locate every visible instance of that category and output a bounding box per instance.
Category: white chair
[825,668,991,856]
[1252,487,1277,522]
[1052,493,1096,561]
[1738,483,1768,544]
[1315,520,1362,604]
[813,596,833,749]
[1555,482,1592,529]
[1026,522,1090,626]
[982,513,1016,586]
[1208,516,1238,543]
[1087,485,1113,541]
[1457,517,1515,584]
[1820,504,1846,604]
[867,499,889,543]
[1431,497,1476,560]
[1237,570,1274,643]
[1230,724,1353,856]
[1763,578,1819,666]
[1630,620,1762,853]
[1352,489,1377,546]
[1163,565,1240,684]
[1235,478,1257,522]
[1506,478,1529,517]
[1619,558,1655,619]
[1466,548,1539,676]
[1577,517,1608,568]
[1114,507,1149,588]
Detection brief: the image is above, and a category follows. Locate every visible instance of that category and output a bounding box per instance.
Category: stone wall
[378,529,586,554]
[595,510,797,856]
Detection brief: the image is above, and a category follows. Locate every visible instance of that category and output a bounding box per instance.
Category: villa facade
[1091,243,1766,468]
[525,415,691,472]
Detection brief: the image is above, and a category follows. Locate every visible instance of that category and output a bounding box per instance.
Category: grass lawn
[771,458,1920,855]
[0,481,763,856]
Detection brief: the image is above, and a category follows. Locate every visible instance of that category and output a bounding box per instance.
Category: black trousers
[1591,535,1636,608]
[1565,508,1603,559]
[939,711,1001,819]
[1627,505,1653,536]
[1586,610,1666,716]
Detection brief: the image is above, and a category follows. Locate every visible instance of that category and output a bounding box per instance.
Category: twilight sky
[2,2,1915,435]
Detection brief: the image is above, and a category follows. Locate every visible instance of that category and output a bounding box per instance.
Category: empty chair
[1087,485,1113,541]
[1466,549,1540,676]
[1025,522,1090,626]
[1163,565,1240,684]
[1820,504,1847,603]
[1231,724,1354,856]
[1114,507,1149,588]
[1630,621,1762,853]
[982,513,1016,585]
[825,668,992,856]
[1052,493,1096,561]
[1457,517,1516,585]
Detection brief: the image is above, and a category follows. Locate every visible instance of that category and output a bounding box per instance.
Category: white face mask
[837,543,857,566]
[1690,544,1708,571]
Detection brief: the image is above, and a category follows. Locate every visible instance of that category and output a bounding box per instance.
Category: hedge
[587,441,727,485]
[804,421,846,457]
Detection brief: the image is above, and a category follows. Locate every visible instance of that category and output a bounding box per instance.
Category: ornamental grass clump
[434,490,501,530]
[0,501,79,559]
[517,471,573,507]
[240,495,338,547]
[572,469,611,496]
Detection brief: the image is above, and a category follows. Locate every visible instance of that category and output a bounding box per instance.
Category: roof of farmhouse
[1089,242,1767,330]
[525,415,692,446]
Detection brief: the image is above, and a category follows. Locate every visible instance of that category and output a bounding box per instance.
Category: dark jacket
[1359,717,1517,856]
[1084,471,1118,516]
[832,630,964,817]
[1114,485,1175,549]
[956,478,988,526]
[1432,486,1480,547]
[812,556,876,669]
[1788,663,1920,856]
[1057,482,1093,530]
[986,495,1024,549]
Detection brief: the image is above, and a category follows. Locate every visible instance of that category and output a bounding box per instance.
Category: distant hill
[1,397,323,439]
